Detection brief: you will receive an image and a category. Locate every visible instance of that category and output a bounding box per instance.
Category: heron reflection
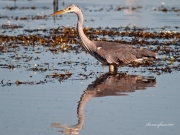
[52,73,156,134]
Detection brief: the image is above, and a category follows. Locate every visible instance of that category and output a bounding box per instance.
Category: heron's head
[51,4,80,16]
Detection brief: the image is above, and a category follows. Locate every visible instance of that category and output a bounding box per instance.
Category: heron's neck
[76,9,95,53]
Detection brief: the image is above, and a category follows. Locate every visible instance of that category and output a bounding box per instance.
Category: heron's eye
[68,8,71,10]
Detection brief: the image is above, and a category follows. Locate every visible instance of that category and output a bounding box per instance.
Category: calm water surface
[0,0,180,135]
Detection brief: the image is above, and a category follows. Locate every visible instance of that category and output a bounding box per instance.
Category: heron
[51,4,156,73]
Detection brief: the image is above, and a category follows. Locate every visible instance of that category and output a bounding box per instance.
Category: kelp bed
[0,3,180,86]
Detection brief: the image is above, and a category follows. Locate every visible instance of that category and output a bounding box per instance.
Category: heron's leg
[109,65,118,74]
[114,65,118,72]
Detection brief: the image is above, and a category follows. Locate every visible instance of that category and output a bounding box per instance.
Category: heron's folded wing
[96,46,138,64]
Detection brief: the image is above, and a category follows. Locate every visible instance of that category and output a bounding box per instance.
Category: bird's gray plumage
[93,41,156,65]
[51,4,156,71]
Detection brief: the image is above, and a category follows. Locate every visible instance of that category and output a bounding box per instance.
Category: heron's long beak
[51,10,65,16]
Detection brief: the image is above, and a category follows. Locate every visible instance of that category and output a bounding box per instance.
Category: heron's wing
[93,41,156,64]
[94,41,138,64]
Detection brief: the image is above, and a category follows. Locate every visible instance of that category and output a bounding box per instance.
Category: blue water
[0,0,180,135]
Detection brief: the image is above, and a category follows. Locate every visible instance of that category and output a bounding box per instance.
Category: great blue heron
[51,4,156,73]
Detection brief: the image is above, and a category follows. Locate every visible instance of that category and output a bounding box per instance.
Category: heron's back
[92,41,156,65]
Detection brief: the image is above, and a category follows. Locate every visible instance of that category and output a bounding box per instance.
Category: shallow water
[0,0,180,135]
